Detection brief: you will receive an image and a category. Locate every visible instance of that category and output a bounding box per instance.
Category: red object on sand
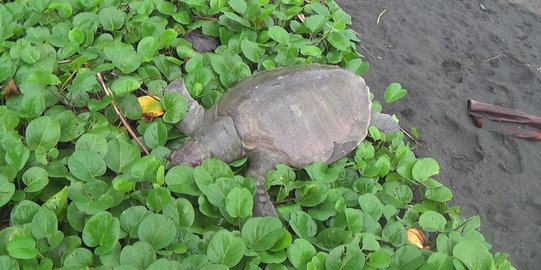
[468,99,541,141]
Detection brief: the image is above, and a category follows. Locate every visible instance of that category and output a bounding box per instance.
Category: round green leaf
[225,187,253,219]
[104,139,141,173]
[287,239,316,269]
[25,116,61,151]
[7,236,38,259]
[138,214,177,250]
[119,241,156,269]
[382,221,406,247]
[75,133,108,157]
[163,198,195,227]
[240,40,265,63]
[82,211,120,255]
[0,176,15,207]
[384,82,408,104]
[268,26,289,44]
[325,244,365,270]
[165,165,200,196]
[412,158,440,182]
[241,217,284,251]
[146,187,172,213]
[30,208,58,240]
[111,77,141,97]
[419,210,447,232]
[120,206,151,239]
[22,167,49,193]
[207,230,246,267]
[68,150,107,182]
[161,92,187,123]
[99,7,126,31]
[5,143,30,172]
[452,239,491,270]
[137,36,159,62]
[289,211,317,239]
[144,121,168,149]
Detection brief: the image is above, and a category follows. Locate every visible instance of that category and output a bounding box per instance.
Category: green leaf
[228,0,247,13]
[120,206,151,238]
[22,167,49,193]
[358,193,383,221]
[419,210,447,232]
[207,230,246,267]
[289,211,317,239]
[300,46,322,58]
[0,107,19,134]
[161,92,187,123]
[104,139,141,173]
[138,36,159,62]
[225,187,253,219]
[241,217,284,251]
[119,241,156,269]
[325,244,365,270]
[63,247,93,267]
[384,82,407,104]
[382,221,407,247]
[111,77,141,97]
[68,150,107,182]
[425,186,453,202]
[30,208,58,240]
[453,240,492,270]
[25,116,61,151]
[326,31,350,51]
[7,236,38,259]
[144,121,168,149]
[75,133,108,157]
[20,45,41,64]
[138,214,177,250]
[241,40,265,63]
[368,250,391,268]
[268,26,289,44]
[304,15,326,32]
[287,239,316,269]
[165,165,201,196]
[412,158,440,182]
[82,211,120,255]
[146,187,172,212]
[5,143,30,172]
[333,208,363,234]
[0,255,18,269]
[131,155,161,180]
[163,198,195,227]
[0,176,15,207]
[99,7,126,31]
[157,1,178,15]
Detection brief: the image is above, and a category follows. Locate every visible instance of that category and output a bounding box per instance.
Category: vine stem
[96,72,150,155]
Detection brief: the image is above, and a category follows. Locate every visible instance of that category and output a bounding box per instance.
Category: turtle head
[168,139,211,167]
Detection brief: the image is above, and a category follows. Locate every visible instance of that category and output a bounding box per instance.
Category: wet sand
[337,0,541,268]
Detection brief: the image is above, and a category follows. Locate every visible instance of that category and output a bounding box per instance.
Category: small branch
[400,127,424,148]
[96,72,150,155]
[483,53,536,67]
[193,15,218,21]
[376,9,387,25]
[58,59,72,64]
[348,28,378,60]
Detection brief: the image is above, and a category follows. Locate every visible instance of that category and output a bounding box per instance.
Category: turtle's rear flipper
[246,150,285,217]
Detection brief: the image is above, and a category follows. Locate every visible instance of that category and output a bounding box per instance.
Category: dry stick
[376,9,387,25]
[348,28,378,60]
[96,72,150,155]
[483,53,536,67]
[400,127,424,148]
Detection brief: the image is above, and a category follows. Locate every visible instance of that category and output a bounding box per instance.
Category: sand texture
[337,0,541,268]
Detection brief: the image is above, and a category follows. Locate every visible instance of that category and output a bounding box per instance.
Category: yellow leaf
[406,228,428,249]
[137,95,164,121]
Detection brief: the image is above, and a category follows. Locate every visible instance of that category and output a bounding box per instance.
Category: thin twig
[96,72,150,155]
[58,59,72,64]
[193,15,218,21]
[483,53,536,67]
[348,28,378,60]
[400,127,424,148]
[376,9,387,25]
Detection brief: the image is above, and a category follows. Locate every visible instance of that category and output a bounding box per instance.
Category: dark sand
[337,0,541,268]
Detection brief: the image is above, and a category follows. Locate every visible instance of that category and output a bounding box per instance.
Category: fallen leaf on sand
[407,228,429,249]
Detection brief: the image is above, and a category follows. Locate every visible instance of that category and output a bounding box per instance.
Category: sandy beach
[337,0,541,268]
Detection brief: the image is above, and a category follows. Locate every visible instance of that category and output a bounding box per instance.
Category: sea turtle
[167,64,400,216]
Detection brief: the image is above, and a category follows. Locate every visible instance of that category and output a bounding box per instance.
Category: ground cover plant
[0,0,516,269]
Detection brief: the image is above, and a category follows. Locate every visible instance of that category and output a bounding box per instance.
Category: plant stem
[96,72,150,155]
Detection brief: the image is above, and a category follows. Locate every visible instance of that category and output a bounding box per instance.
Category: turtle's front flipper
[246,150,285,217]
